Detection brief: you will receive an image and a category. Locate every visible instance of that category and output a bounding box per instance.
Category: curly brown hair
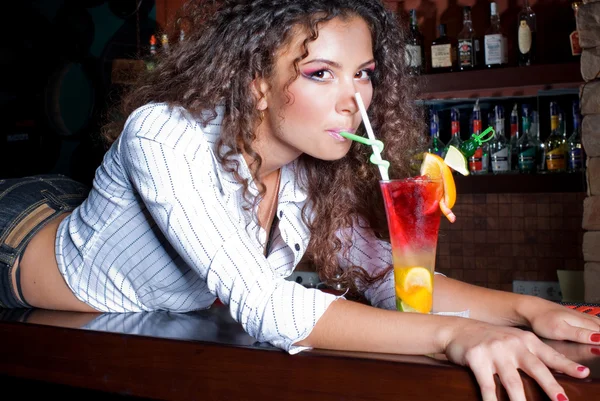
[103,0,425,298]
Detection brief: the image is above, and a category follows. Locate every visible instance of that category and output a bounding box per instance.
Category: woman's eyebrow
[301,58,376,69]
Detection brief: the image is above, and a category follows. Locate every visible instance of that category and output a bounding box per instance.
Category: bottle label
[473,119,482,133]
[491,148,509,172]
[518,148,536,172]
[546,148,566,170]
[469,147,488,172]
[518,21,532,54]
[458,39,474,67]
[569,148,583,170]
[451,121,460,135]
[430,119,438,136]
[485,34,503,65]
[570,31,582,56]
[405,45,422,68]
[431,44,452,68]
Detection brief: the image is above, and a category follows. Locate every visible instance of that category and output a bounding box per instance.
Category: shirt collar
[198,109,307,204]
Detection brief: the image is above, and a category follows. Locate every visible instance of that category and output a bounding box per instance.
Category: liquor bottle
[568,99,585,172]
[531,110,546,172]
[517,0,537,66]
[405,9,425,75]
[490,105,510,173]
[457,6,478,71]
[517,104,538,173]
[544,101,567,172]
[570,1,582,57]
[428,109,445,157]
[468,100,489,174]
[431,24,456,73]
[559,109,568,144]
[509,104,520,171]
[176,16,191,43]
[161,33,170,54]
[444,108,463,156]
[146,35,158,71]
[484,2,508,68]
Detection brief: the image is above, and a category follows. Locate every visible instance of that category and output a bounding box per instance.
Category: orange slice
[420,152,457,222]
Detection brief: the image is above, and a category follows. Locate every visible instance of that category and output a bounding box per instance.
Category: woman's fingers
[555,323,600,344]
[518,350,569,401]
[470,365,499,401]
[468,337,579,401]
[496,366,527,401]
[536,343,591,379]
[565,311,600,332]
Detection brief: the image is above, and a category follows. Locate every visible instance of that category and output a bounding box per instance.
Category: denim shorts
[0,174,89,308]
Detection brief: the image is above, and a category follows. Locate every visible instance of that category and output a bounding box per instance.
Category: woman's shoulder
[121,102,204,147]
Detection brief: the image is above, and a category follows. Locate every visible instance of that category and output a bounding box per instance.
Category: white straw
[354,92,389,180]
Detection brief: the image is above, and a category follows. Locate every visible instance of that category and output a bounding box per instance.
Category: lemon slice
[395,267,434,313]
[444,145,470,176]
[403,267,433,292]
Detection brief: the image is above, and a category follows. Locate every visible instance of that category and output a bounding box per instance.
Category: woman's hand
[519,297,600,345]
[443,319,589,401]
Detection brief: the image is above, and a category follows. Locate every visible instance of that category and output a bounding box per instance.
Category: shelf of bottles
[425,92,586,193]
[404,0,585,194]
[404,1,583,101]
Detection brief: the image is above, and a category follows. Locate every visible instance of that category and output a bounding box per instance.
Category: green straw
[346,93,390,180]
[339,131,391,178]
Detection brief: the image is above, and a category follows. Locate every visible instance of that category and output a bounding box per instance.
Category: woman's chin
[307,145,352,161]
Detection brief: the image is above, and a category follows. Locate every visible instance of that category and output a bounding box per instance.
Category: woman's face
[257,15,375,164]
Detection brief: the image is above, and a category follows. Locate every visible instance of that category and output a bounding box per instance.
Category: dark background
[0,0,158,186]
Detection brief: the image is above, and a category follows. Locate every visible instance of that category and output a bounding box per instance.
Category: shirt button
[294,243,300,251]
[279,211,283,218]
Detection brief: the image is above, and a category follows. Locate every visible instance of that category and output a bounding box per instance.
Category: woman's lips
[327,129,353,142]
[327,131,346,141]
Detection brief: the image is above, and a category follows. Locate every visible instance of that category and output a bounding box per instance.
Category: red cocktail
[380,177,442,313]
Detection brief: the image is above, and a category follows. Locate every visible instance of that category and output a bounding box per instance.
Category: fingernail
[577,365,587,372]
[592,348,600,355]
[591,333,600,342]
[557,394,568,401]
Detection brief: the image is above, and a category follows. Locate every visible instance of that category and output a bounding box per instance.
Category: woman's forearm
[433,274,535,327]
[295,298,463,355]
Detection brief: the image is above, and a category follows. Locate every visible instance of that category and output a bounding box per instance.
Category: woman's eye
[356,69,374,79]
[309,70,333,80]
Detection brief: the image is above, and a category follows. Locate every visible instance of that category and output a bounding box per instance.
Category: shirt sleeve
[337,223,396,310]
[118,106,342,354]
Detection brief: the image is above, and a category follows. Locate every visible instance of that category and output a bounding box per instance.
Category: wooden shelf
[416,62,583,101]
[454,171,587,194]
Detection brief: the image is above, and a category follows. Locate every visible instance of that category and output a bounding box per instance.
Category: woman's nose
[336,80,360,115]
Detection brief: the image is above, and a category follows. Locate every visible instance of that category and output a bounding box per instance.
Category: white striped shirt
[55,102,398,354]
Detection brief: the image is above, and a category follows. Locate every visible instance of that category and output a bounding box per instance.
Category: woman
[0,1,597,400]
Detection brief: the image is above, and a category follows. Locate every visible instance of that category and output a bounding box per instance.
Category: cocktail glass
[380,177,442,313]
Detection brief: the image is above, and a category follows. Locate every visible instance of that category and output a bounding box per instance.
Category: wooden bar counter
[0,303,598,400]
